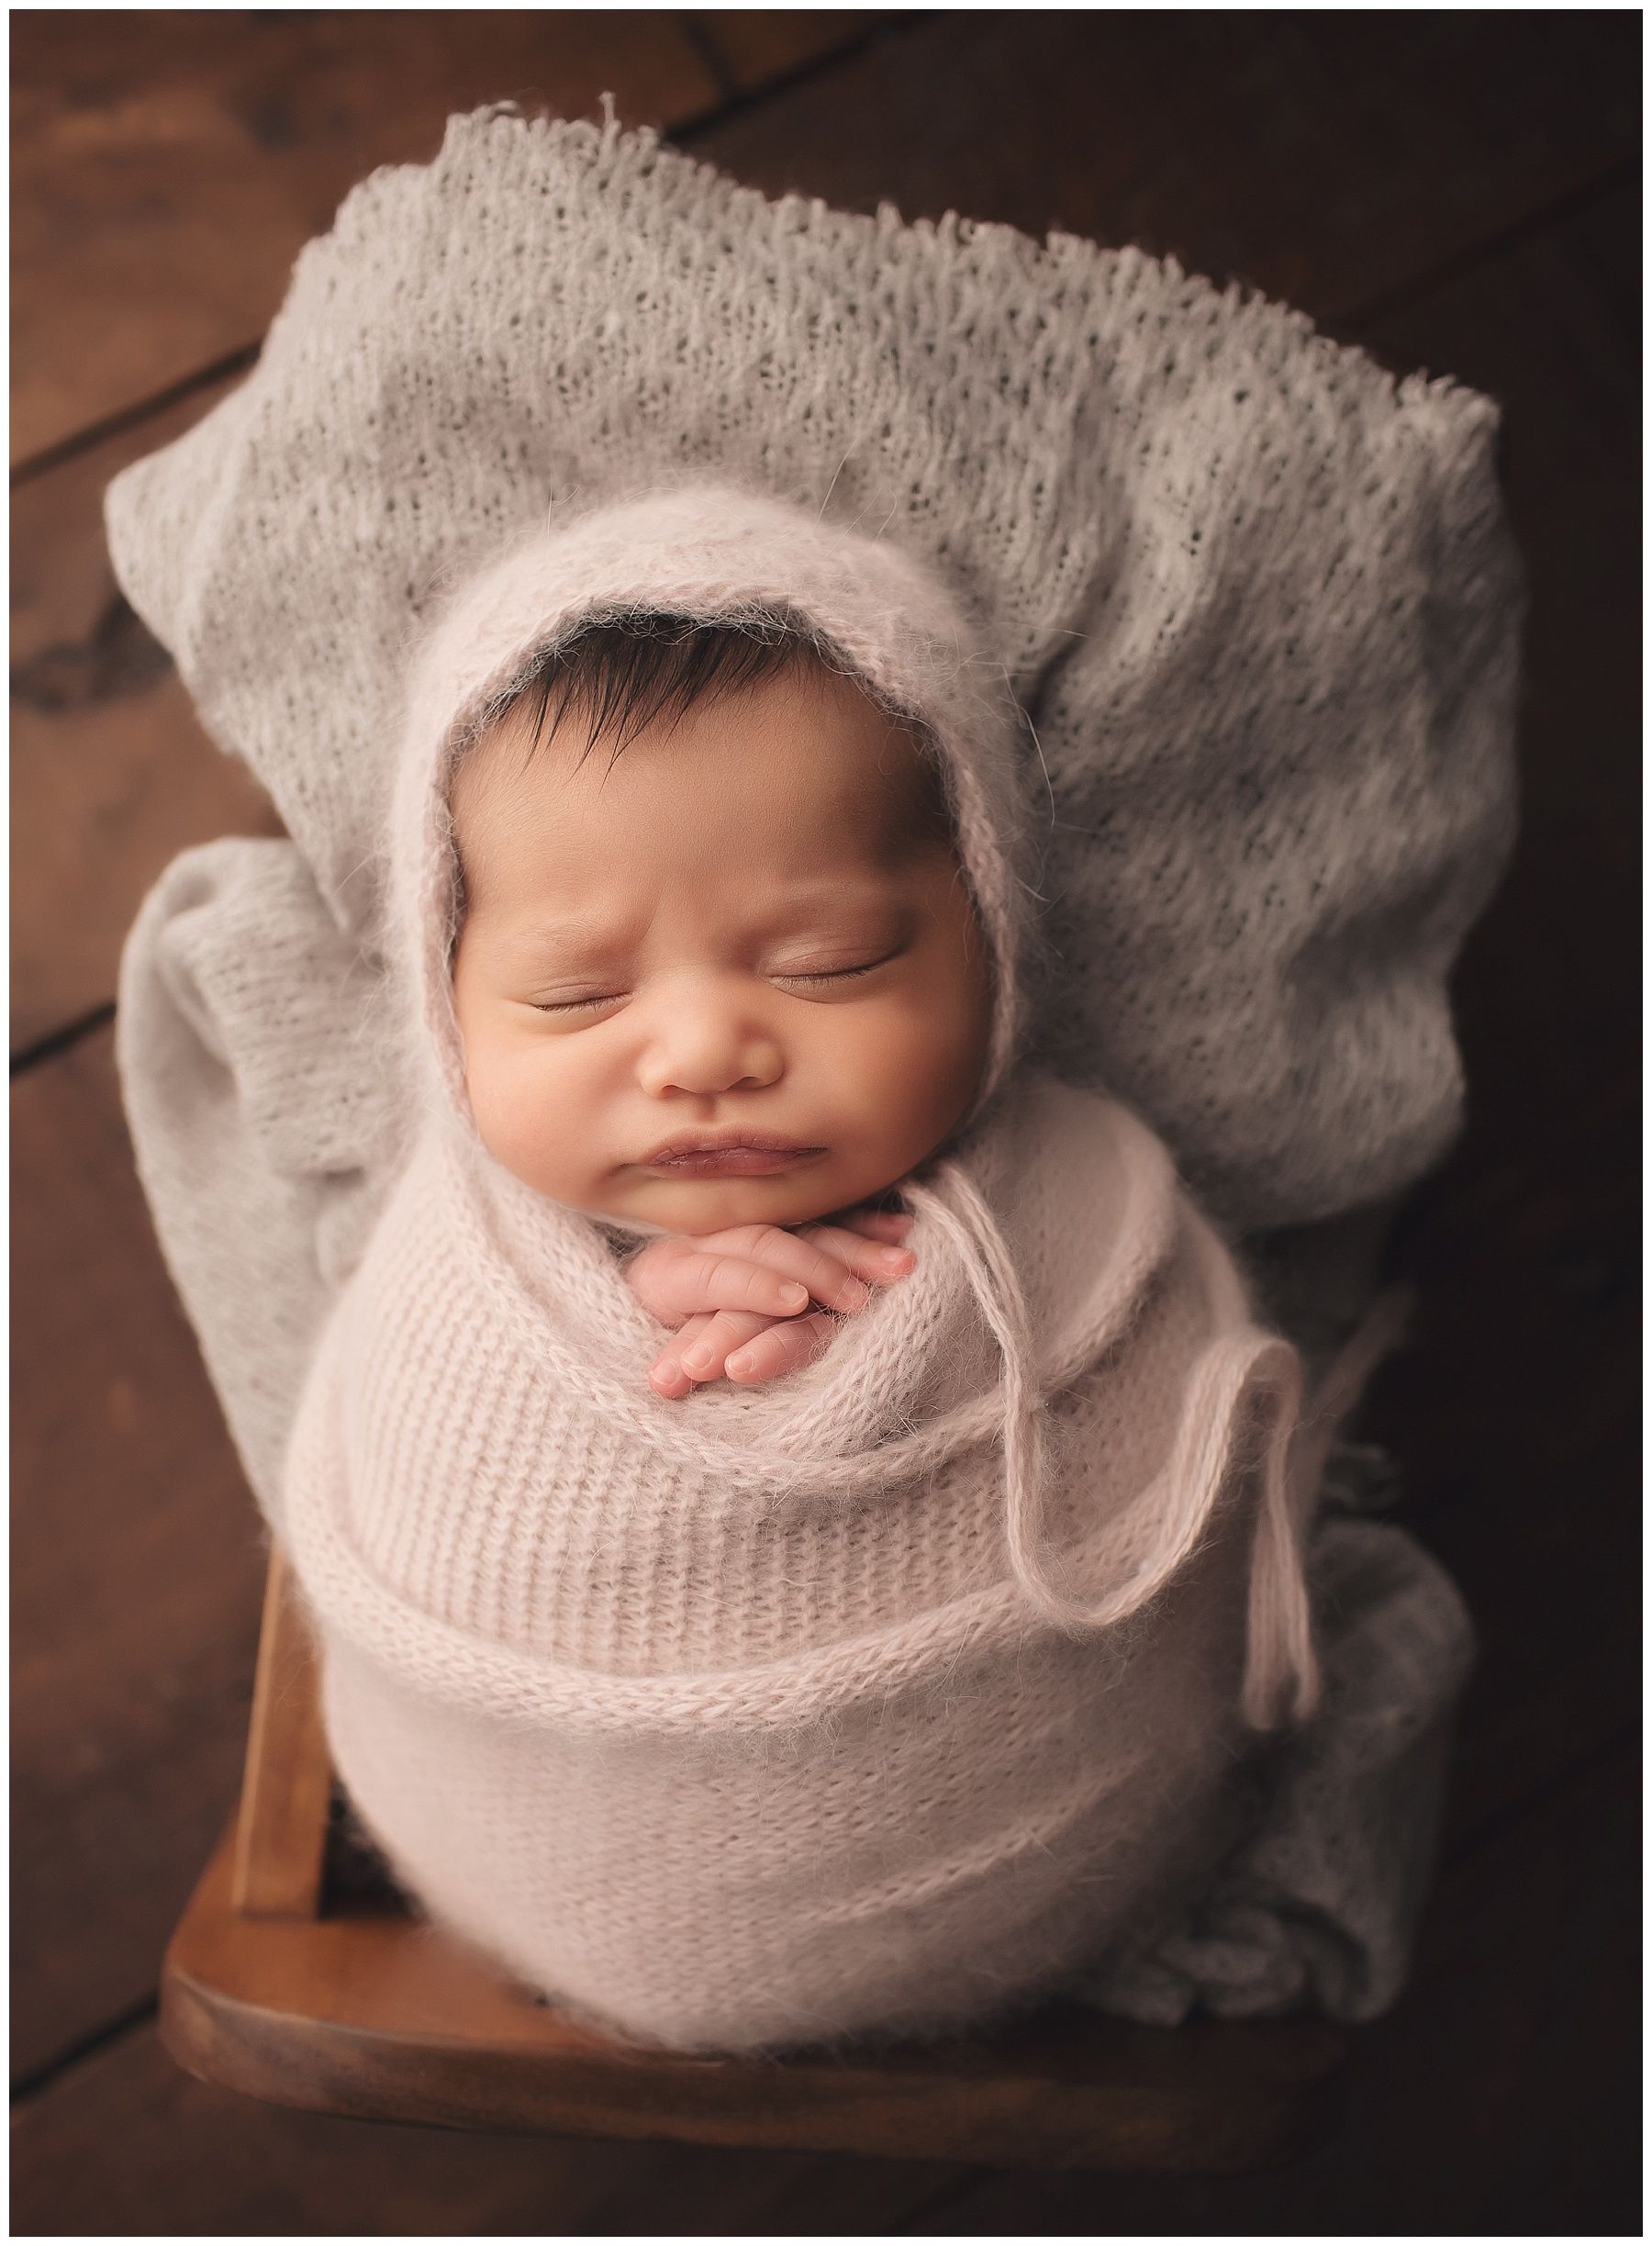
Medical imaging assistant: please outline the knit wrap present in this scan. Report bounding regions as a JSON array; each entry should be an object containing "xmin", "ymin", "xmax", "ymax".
[{"xmin": 284, "ymin": 1070, "xmax": 1317, "ymax": 2052}]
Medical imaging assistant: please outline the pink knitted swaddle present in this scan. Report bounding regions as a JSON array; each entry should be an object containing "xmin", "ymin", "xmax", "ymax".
[{"xmin": 277, "ymin": 486, "xmax": 1321, "ymax": 2054}]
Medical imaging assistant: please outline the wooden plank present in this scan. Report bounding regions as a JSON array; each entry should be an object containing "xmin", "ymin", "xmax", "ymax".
[
  {"xmin": 690, "ymin": 13, "xmax": 1636, "ymax": 330},
  {"xmin": 9, "ymin": 2018, "xmax": 965, "ymax": 2237},
  {"xmin": 899, "ymin": 1743, "xmax": 1639, "ymax": 2236},
  {"xmin": 230, "ymin": 1552, "xmax": 329, "ymax": 1920},
  {"xmin": 11, "ymin": 376, "xmax": 283, "ymax": 1055},
  {"xmin": 10, "ymin": 1026, "xmax": 269, "ymax": 2084},
  {"xmin": 692, "ymin": 11, "xmax": 886, "ymax": 92},
  {"xmin": 11, "ymin": 10, "xmax": 720, "ymax": 464}
]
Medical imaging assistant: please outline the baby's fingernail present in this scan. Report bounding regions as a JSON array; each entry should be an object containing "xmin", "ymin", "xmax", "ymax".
[
  {"xmin": 682, "ymin": 1345, "xmax": 715, "ymax": 1373},
  {"xmin": 779, "ymin": 1282, "xmax": 809, "ymax": 1308},
  {"xmin": 839, "ymin": 1278, "xmax": 871, "ymax": 1310},
  {"xmin": 726, "ymin": 1348, "xmax": 756, "ymax": 1376},
  {"xmin": 876, "ymin": 1246, "xmax": 914, "ymax": 1267}
]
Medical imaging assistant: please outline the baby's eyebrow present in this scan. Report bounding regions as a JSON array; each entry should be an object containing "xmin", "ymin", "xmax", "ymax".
[
  {"xmin": 507, "ymin": 913, "xmax": 634, "ymax": 962},
  {"xmin": 510, "ymin": 882, "xmax": 906, "ymax": 962}
]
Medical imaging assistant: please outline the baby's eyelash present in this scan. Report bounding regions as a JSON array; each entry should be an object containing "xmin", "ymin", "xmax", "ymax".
[
  {"xmin": 532, "ymin": 957, "xmax": 892, "ymax": 1015},
  {"xmin": 774, "ymin": 960, "xmax": 882, "ymax": 986},
  {"xmin": 534, "ymin": 992, "xmax": 619, "ymax": 1013}
]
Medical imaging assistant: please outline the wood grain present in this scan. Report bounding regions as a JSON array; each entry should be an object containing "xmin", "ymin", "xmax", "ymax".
[
  {"xmin": 11, "ymin": 2015, "xmax": 965, "ymax": 2237},
  {"xmin": 11, "ymin": 373, "xmax": 283, "ymax": 1055},
  {"xmin": 230, "ymin": 1552, "xmax": 330, "ymax": 1920},
  {"xmin": 692, "ymin": 11, "xmax": 885, "ymax": 93},
  {"xmin": 11, "ymin": 1026, "xmax": 268, "ymax": 2084},
  {"xmin": 11, "ymin": 10, "xmax": 721, "ymax": 464},
  {"xmin": 691, "ymin": 13, "xmax": 1637, "ymax": 330}
]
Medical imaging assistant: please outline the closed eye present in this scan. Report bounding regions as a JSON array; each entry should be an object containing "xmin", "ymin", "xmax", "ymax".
[
  {"xmin": 531, "ymin": 992, "xmax": 622, "ymax": 1014},
  {"xmin": 770, "ymin": 954, "xmax": 894, "ymax": 990},
  {"xmin": 530, "ymin": 953, "xmax": 899, "ymax": 1015}
]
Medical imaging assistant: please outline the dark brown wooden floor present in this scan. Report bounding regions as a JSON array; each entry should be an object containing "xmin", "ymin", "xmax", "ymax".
[{"xmin": 11, "ymin": 12, "xmax": 1639, "ymax": 2234}]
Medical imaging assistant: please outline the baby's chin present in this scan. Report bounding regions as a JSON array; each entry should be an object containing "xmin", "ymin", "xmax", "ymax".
[{"xmin": 592, "ymin": 1166, "xmax": 907, "ymax": 1237}]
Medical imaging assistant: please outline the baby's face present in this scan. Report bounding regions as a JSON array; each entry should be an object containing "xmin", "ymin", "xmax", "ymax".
[{"xmin": 449, "ymin": 664, "xmax": 994, "ymax": 1235}]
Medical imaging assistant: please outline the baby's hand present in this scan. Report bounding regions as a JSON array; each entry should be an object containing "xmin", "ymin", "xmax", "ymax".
[{"xmin": 628, "ymin": 1208, "xmax": 916, "ymax": 1398}]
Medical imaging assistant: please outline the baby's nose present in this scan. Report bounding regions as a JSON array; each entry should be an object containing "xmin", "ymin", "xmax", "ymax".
[{"xmin": 636, "ymin": 996, "xmax": 784, "ymax": 1100}]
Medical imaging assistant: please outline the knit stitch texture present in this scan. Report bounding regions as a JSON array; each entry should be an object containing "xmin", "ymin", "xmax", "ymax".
[{"xmin": 286, "ymin": 1071, "xmax": 1315, "ymax": 2053}]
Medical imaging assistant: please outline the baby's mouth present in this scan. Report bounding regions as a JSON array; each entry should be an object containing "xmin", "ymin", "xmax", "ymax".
[{"xmin": 642, "ymin": 1135, "xmax": 825, "ymax": 1178}]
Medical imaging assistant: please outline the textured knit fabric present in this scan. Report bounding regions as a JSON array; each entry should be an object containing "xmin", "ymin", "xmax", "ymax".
[
  {"xmin": 1076, "ymin": 1477, "xmax": 1477, "ymax": 2023},
  {"xmin": 107, "ymin": 103, "xmax": 1514, "ymax": 2035},
  {"xmin": 287, "ymin": 1071, "xmax": 1318, "ymax": 2053}
]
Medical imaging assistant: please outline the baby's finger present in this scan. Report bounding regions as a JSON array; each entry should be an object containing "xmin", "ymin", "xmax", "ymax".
[
  {"xmin": 676, "ymin": 1308, "xmax": 779, "ymax": 1380},
  {"xmin": 798, "ymin": 1220, "xmax": 917, "ymax": 1286},
  {"xmin": 694, "ymin": 1234, "xmax": 872, "ymax": 1316},
  {"xmin": 648, "ymin": 1310, "xmax": 717, "ymax": 1397},
  {"xmin": 649, "ymin": 1309, "xmax": 771, "ymax": 1397},
  {"xmin": 655, "ymin": 1250, "xmax": 820, "ymax": 1324},
  {"xmin": 725, "ymin": 1311, "xmax": 838, "ymax": 1385}
]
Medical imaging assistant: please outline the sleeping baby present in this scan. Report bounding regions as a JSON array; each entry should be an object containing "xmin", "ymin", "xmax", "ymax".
[
  {"xmin": 445, "ymin": 582, "xmax": 980, "ymax": 1399},
  {"xmin": 277, "ymin": 482, "xmax": 1324, "ymax": 2056}
]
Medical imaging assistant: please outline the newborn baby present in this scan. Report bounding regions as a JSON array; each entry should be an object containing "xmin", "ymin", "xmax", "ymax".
[
  {"xmin": 278, "ymin": 484, "xmax": 1322, "ymax": 2056},
  {"xmin": 448, "ymin": 609, "xmax": 988, "ymax": 1397}
]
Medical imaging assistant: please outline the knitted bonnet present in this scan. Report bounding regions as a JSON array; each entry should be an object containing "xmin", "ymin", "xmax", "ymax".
[{"xmin": 387, "ymin": 481, "xmax": 1041, "ymax": 1168}]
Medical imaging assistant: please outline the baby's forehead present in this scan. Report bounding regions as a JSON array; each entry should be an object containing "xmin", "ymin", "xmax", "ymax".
[{"xmin": 450, "ymin": 659, "xmax": 950, "ymax": 894}]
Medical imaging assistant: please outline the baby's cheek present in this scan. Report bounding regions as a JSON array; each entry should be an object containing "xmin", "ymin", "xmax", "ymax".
[
  {"xmin": 872, "ymin": 984, "xmax": 983, "ymax": 1111},
  {"xmin": 462, "ymin": 1038, "xmax": 567, "ymax": 1192}
]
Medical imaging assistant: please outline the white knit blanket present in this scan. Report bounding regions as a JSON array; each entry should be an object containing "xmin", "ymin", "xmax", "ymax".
[{"xmin": 281, "ymin": 1068, "xmax": 1328, "ymax": 2053}]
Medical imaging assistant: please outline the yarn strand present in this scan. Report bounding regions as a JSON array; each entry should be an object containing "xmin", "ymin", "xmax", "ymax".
[{"xmin": 905, "ymin": 1159, "xmax": 1323, "ymax": 1733}]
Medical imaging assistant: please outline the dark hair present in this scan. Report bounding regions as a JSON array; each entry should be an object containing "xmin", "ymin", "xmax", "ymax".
[
  {"xmin": 470, "ymin": 608, "xmax": 956, "ymax": 851},
  {"xmin": 495, "ymin": 609, "xmax": 826, "ymax": 775}
]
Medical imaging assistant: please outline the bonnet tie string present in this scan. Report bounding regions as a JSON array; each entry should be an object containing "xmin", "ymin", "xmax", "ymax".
[{"xmin": 901, "ymin": 1158, "xmax": 1323, "ymax": 1730}]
